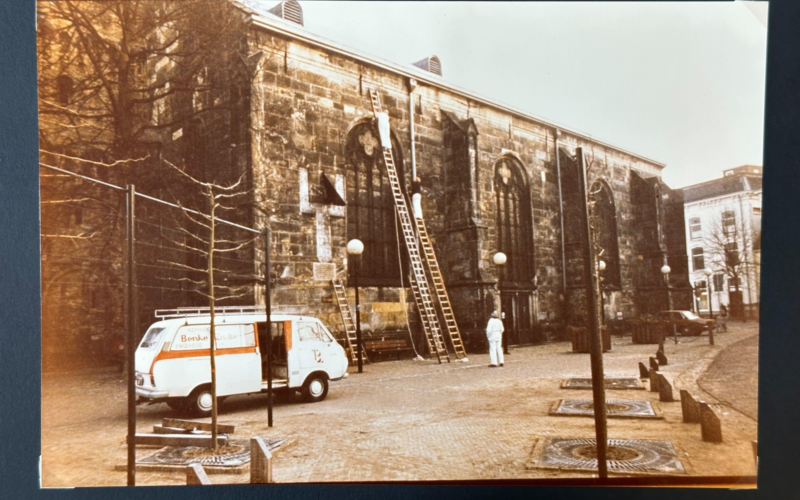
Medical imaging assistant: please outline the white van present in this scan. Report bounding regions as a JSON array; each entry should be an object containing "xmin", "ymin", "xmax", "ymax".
[{"xmin": 134, "ymin": 309, "xmax": 349, "ymax": 416}]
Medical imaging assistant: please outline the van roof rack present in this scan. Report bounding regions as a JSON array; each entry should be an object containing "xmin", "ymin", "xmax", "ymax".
[{"xmin": 155, "ymin": 305, "xmax": 268, "ymax": 320}]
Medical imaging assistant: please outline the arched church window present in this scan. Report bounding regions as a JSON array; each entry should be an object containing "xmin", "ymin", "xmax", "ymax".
[
  {"xmin": 345, "ymin": 123, "xmax": 406, "ymax": 286},
  {"xmin": 494, "ymin": 157, "xmax": 534, "ymax": 285},
  {"xmin": 590, "ymin": 180, "xmax": 621, "ymax": 287}
]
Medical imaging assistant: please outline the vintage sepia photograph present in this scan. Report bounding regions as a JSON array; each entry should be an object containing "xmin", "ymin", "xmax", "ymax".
[{"xmin": 37, "ymin": 0, "xmax": 765, "ymax": 487}]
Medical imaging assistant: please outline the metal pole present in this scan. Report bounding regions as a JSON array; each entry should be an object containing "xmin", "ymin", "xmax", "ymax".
[
  {"xmin": 576, "ymin": 148, "xmax": 608, "ymax": 479},
  {"xmin": 263, "ymin": 227, "xmax": 273, "ymax": 427},
  {"xmin": 354, "ymin": 255, "xmax": 363, "ymax": 373},
  {"xmin": 125, "ymin": 184, "xmax": 136, "ymax": 486},
  {"xmin": 665, "ymin": 275, "xmax": 673, "ymax": 310},
  {"xmin": 709, "ymin": 281, "xmax": 715, "ymax": 320},
  {"xmin": 664, "ymin": 274, "xmax": 677, "ymax": 344},
  {"xmin": 555, "ymin": 129, "xmax": 567, "ymax": 294}
]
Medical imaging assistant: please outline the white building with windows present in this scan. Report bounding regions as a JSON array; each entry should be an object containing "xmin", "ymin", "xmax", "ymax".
[{"xmin": 682, "ymin": 165, "xmax": 762, "ymax": 319}]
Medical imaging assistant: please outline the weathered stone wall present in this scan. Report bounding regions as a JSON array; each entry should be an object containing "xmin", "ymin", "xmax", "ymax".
[
  {"xmin": 243, "ymin": 27, "xmax": 684, "ymax": 352},
  {"xmin": 39, "ymin": 4, "xmax": 692, "ymax": 370}
]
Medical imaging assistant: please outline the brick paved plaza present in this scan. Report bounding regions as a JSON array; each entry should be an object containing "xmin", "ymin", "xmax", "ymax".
[{"xmin": 41, "ymin": 323, "xmax": 758, "ymax": 486}]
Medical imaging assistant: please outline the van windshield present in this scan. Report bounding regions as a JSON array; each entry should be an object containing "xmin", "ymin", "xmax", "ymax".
[{"xmin": 140, "ymin": 327, "xmax": 166, "ymax": 349}]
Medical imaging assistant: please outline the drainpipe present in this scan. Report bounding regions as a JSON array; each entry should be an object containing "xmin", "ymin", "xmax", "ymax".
[
  {"xmin": 738, "ymin": 192, "xmax": 753, "ymax": 318},
  {"xmin": 408, "ymin": 78, "xmax": 418, "ymax": 179},
  {"xmin": 555, "ymin": 128, "xmax": 567, "ymax": 292}
]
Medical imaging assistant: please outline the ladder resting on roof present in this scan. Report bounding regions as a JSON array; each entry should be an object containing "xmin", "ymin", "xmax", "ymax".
[
  {"xmin": 415, "ymin": 218, "xmax": 467, "ymax": 359},
  {"xmin": 368, "ymin": 89, "xmax": 450, "ymax": 363}
]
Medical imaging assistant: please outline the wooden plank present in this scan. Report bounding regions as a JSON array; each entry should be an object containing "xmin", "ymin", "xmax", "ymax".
[
  {"xmin": 162, "ymin": 418, "xmax": 236, "ymax": 434},
  {"xmin": 153, "ymin": 425, "xmax": 195, "ymax": 435},
  {"xmin": 128, "ymin": 433, "xmax": 228, "ymax": 447}
]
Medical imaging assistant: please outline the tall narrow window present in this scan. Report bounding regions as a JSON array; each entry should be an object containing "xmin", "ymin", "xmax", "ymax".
[
  {"xmin": 691, "ymin": 247, "xmax": 705, "ymax": 271},
  {"xmin": 713, "ymin": 273, "xmax": 725, "ymax": 291},
  {"xmin": 467, "ymin": 132, "xmax": 480, "ymax": 219},
  {"xmin": 653, "ymin": 183, "xmax": 666, "ymax": 251},
  {"xmin": 722, "ymin": 210, "xmax": 736, "ymax": 234},
  {"xmin": 494, "ymin": 157, "xmax": 534, "ymax": 285},
  {"xmin": 689, "ymin": 217, "xmax": 702, "ymax": 240},
  {"xmin": 590, "ymin": 181, "xmax": 622, "ymax": 288},
  {"xmin": 724, "ymin": 241, "xmax": 740, "ymax": 266},
  {"xmin": 345, "ymin": 123, "xmax": 405, "ymax": 286}
]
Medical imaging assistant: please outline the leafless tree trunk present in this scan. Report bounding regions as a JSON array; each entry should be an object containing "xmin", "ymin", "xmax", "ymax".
[
  {"xmin": 160, "ymin": 161, "xmax": 257, "ymax": 453},
  {"xmin": 704, "ymin": 211, "xmax": 757, "ymax": 317}
]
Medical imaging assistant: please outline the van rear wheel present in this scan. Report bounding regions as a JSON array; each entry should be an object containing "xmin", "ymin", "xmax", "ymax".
[
  {"xmin": 301, "ymin": 375, "xmax": 328, "ymax": 403},
  {"xmin": 187, "ymin": 387, "xmax": 214, "ymax": 417}
]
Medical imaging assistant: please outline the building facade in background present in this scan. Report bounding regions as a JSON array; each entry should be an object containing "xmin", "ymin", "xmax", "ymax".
[
  {"xmin": 682, "ymin": 165, "xmax": 762, "ymax": 319},
  {"xmin": 38, "ymin": 0, "xmax": 692, "ymax": 370}
]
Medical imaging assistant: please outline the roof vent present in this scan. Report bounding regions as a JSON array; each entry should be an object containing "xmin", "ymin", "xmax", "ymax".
[
  {"xmin": 268, "ymin": 0, "xmax": 303, "ymax": 26},
  {"xmin": 412, "ymin": 55, "xmax": 442, "ymax": 76}
]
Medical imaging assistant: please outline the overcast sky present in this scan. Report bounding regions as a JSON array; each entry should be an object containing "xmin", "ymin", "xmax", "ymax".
[{"xmin": 292, "ymin": 1, "xmax": 768, "ymax": 189}]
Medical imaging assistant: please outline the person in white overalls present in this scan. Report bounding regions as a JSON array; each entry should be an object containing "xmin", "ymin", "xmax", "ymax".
[
  {"xmin": 411, "ymin": 176, "xmax": 423, "ymax": 219},
  {"xmin": 486, "ymin": 311, "xmax": 505, "ymax": 367}
]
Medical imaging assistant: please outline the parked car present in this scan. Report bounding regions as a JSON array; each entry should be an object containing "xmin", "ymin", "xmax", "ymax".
[{"xmin": 655, "ymin": 310, "xmax": 715, "ymax": 336}]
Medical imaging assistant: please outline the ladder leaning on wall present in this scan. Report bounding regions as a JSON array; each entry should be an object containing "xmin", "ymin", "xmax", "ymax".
[
  {"xmin": 331, "ymin": 275, "xmax": 369, "ymax": 367},
  {"xmin": 367, "ymin": 89, "xmax": 455, "ymax": 363},
  {"xmin": 414, "ymin": 218, "xmax": 468, "ymax": 360}
]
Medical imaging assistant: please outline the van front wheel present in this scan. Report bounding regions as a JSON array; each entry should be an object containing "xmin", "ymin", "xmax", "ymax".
[
  {"xmin": 301, "ymin": 375, "xmax": 328, "ymax": 403},
  {"xmin": 187, "ymin": 387, "xmax": 214, "ymax": 417}
]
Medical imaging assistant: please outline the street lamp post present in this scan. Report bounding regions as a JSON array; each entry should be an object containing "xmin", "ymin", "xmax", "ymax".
[
  {"xmin": 660, "ymin": 263, "xmax": 672, "ymax": 350},
  {"xmin": 703, "ymin": 268, "xmax": 715, "ymax": 345},
  {"xmin": 598, "ymin": 260, "xmax": 606, "ymax": 326},
  {"xmin": 703, "ymin": 268, "xmax": 714, "ymax": 320},
  {"xmin": 493, "ymin": 252, "xmax": 507, "ymax": 354},
  {"xmin": 661, "ymin": 263, "xmax": 672, "ymax": 311},
  {"xmin": 347, "ymin": 239, "xmax": 364, "ymax": 373}
]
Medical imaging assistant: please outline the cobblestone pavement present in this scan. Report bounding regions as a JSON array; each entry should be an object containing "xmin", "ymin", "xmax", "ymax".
[{"xmin": 41, "ymin": 322, "xmax": 759, "ymax": 486}]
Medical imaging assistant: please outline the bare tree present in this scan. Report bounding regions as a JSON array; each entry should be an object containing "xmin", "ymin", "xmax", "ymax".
[
  {"xmin": 37, "ymin": 0, "xmax": 258, "ymax": 370},
  {"xmin": 704, "ymin": 211, "xmax": 758, "ymax": 317},
  {"xmin": 159, "ymin": 160, "xmax": 258, "ymax": 453}
]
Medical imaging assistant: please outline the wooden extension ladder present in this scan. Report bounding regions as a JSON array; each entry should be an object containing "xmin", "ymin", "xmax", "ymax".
[
  {"xmin": 369, "ymin": 89, "xmax": 449, "ymax": 363},
  {"xmin": 415, "ymin": 218, "xmax": 468, "ymax": 359},
  {"xmin": 331, "ymin": 277, "xmax": 368, "ymax": 366}
]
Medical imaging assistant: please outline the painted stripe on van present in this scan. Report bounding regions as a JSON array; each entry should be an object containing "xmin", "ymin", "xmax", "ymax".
[{"xmin": 149, "ymin": 346, "xmax": 257, "ymax": 375}]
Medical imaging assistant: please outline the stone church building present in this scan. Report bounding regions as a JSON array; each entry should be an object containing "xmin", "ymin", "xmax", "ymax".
[
  {"xmin": 38, "ymin": 1, "xmax": 691, "ymax": 368},
  {"xmin": 237, "ymin": 1, "xmax": 691, "ymax": 351}
]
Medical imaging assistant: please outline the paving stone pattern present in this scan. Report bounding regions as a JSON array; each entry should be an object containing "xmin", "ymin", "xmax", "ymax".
[{"xmin": 40, "ymin": 326, "xmax": 759, "ymax": 486}]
